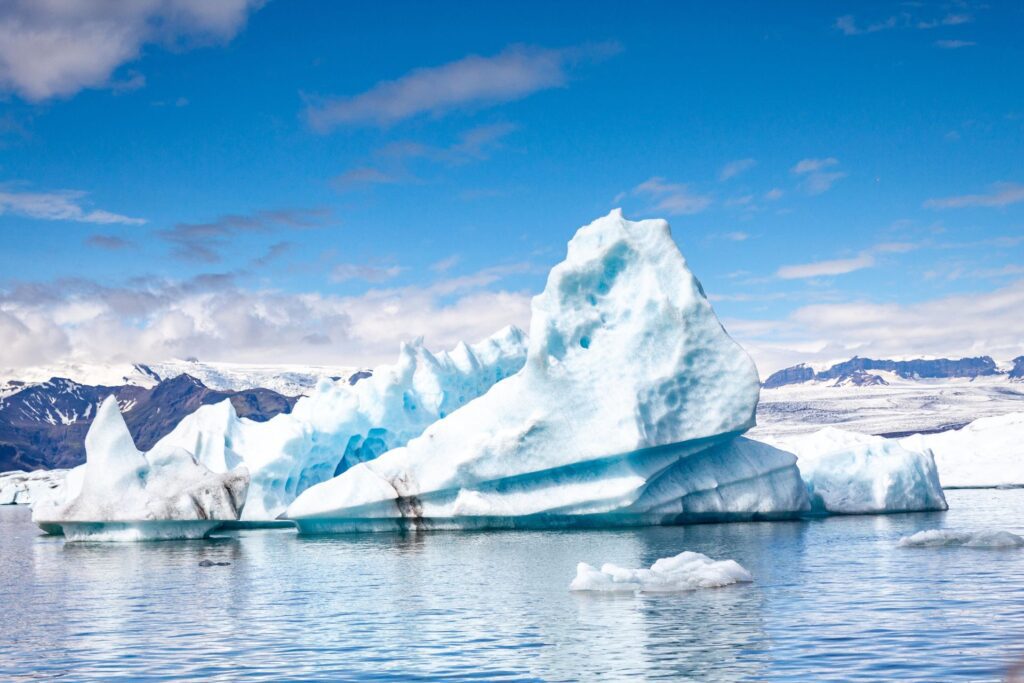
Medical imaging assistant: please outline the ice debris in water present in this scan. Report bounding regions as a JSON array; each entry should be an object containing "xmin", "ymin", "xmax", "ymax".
[
  {"xmin": 32, "ymin": 397, "xmax": 249, "ymax": 541},
  {"xmin": 765, "ymin": 428, "xmax": 948, "ymax": 514},
  {"xmin": 898, "ymin": 529, "xmax": 1024, "ymax": 548},
  {"xmin": 569, "ymin": 551, "xmax": 753, "ymax": 592},
  {"xmin": 285, "ymin": 210, "xmax": 811, "ymax": 531}
]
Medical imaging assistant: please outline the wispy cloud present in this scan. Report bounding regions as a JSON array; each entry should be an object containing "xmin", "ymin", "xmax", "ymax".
[
  {"xmin": 834, "ymin": 14, "xmax": 899, "ymax": 35},
  {"xmin": 158, "ymin": 207, "xmax": 330, "ymax": 263},
  {"xmin": 0, "ymin": 186, "xmax": 145, "ymax": 225},
  {"xmin": 631, "ymin": 177, "xmax": 712, "ymax": 215},
  {"xmin": 835, "ymin": 11, "xmax": 973, "ymax": 36},
  {"xmin": 924, "ymin": 182, "xmax": 1024, "ymax": 209},
  {"xmin": 777, "ymin": 253, "xmax": 876, "ymax": 279},
  {"xmin": 792, "ymin": 157, "xmax": 846, "ymax": 195},
  {"xmin": 333, "ymin": 123, "xmax": 519, "ymax": 189},
  {"xmin": 0, "ymin": 0, "xmax": 262, "ymax": 101},
  {"xmin": 330, "ymin": 263, "xmax": 404, "ymax": 283},
  {"xmin": 305, "ymin": 42, "xmax": 620, "ymax": 131},
  {"xmin": 719, "ymin": 158, "xmax": 757, "ymax": 181},
  {"xmin": 85, "ymin": 234, "xmax": 134, "ymax": 250},
  {"xmin": 935, "ymin": 39, "xmax": 976, "ymax": 49},
  {"xmin": 735, "ymin": 280, "xmax": 1024, "ymax": 375}
]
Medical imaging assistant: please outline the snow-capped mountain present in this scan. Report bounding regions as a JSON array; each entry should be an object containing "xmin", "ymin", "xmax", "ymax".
[
  {"xmin": 0, "ymin": 373, "xmax": 305, "ymax": 472},
  {"xmin": 0, "ymin": 359, "xmax": 364, "ymax": 397},
  {"xmin": 754, "ymin": 355, "xmax": 1024, "ymax": 440}
]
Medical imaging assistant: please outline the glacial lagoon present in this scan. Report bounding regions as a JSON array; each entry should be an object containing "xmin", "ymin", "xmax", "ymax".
[{"xmin": 4, "ymin": 489, "xmax": 1024, "ymax": 681}]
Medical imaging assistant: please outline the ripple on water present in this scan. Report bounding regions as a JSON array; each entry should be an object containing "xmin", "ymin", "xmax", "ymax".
[{"xmin": 2, "ymin": 489, "xmax": 1024, "ymax": 681}]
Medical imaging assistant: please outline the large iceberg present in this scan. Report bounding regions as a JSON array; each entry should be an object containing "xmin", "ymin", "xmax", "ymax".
[
  {"xmin": 285, "ymin": 211, "xmax": 811, "ymax": 531},
  {"xmin": 32, "ymin": 397, "xmax": 249, "ymax": 541},
  {"xmin": 899, "ymin": 412, "xmax": 1024, "ymax": 488},
  {"xmin": 766, "ymin": 428, "xmax": 948, "ymax": 514}
]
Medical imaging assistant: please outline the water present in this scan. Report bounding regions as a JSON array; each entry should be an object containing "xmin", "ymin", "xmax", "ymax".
[{"xmin": 4, "ymin": 490, "xmax": 1024, "ymax": 681}]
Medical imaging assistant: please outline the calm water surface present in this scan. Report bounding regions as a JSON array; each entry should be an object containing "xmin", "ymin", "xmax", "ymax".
[{"xmin": 4, "ymin": 490, "xmax": 1024, "ymax": 681}]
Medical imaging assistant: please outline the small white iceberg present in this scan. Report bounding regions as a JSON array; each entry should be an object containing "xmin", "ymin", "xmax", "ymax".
[
  {"xmin": 898, "ymin": 529, "xmax": 1024, "ymax": 548},
  {"xmin": 569, "ymin": 551, "xmax": 753, "ymax": 593},
  {"xmin": 32, "ymin": 397, "xmax": 249, "ymax": 542}
]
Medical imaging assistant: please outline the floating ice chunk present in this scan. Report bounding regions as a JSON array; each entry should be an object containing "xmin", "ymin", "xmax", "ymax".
[
  {"xmin": 898, "ymin": 529, "xmax": 1024, "ymax": 548},
  {"xmin": 767, "ymin": 428, "xmax": 947, "ymax": 514},
  {"xmin": 32, "ymin": 397, "xmax": 248, "ymax": 540},
  {"xmin": 286, "ymin": 211, "xmax": 809, "ymax": 531},
  {"xmin": 569, "ymin": 551, "xmax": 753, "ymax": 592}
]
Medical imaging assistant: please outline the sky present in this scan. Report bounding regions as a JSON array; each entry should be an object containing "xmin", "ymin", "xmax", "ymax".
[{"xmin": 0, "ymin": 0, "xmax": 1022, "ymax": 376}]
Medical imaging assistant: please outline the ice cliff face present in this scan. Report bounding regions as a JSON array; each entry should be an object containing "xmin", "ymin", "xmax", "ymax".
[
  {"xmin": 32, "ymin": 397, "xmax": 249, "ymax": 540},
  {"xmin": 285, "ymin": 211, "xmax": 810, "ymax": 531}
]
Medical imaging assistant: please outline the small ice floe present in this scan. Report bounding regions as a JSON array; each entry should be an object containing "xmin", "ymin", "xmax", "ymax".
[
  {"xmin": 898, "ymin": 529, "xmax": 1024, "ymax": 548},
  {"xmin": 569, "ymin": 551, "xmax": 753, "ymax": 593}
]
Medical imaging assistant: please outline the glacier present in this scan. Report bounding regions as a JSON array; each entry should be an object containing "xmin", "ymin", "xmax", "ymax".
[
  {"xmin": 899, "ymin": 412, "xmax": 1024, "ymax": 488},
  {"xmin": 766, "ymin": 428, "xmax": 947, "ymax": 514},
  {"xmin": 31, "ymin": 397, "xmax": 249, "ymax": 541},
  {"xmin": 284, "ymin": 210, "xmax": 812, "ymax": 531},
  {"xmin": 569, "ymin": 551, "xmax": 753, "ymax": 593}
]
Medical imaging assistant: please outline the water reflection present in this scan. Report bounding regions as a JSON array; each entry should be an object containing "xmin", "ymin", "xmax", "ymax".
[{"xmin": 3, "ymin": 491, "xmax": 1024, "ymax": 680}]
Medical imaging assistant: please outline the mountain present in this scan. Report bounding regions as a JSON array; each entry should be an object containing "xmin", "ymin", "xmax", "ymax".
[
  {"xmin": 0, "ymin": 359, "xmax": 363, "ymax": 397},
  {"xmin": 1011, "ymin": 356, "xmax": 1024, "ymax": 381},
  {"xmin": 754, "ymin": 355, "xmax": 1024, "ymax": 440},
  {"xmin": 0, "ymin": 374, "xmax": 300, "ymax": 472},
  {"xmin": 762, "ymin": 356, "xmax": 1003, "ymax": 389}
]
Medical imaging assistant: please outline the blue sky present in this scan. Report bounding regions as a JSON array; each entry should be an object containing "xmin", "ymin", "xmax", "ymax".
[{"xmin": 0, "ymin": 0, "xmax": 1022, "ymax": 374}]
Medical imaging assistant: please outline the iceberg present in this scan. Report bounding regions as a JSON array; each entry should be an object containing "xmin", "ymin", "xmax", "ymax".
[
  {"xmin": 285, "ymin": 210, "xmax": 811, "ymax": 531},
  {"xmin": 898, "ymin": 529, "xmax": 1024, "ymax": 548},
  {"xmin": 569, "ymin": 551, "xmax": 753, "ymax": 592},
  {"xmin": 767, "ymin": 428, "xmax": 947, "ymax": 514},
  {"xmin": 32, "ymin": 397, "xmax": 249, "ymax": 541},
  {"xmin": 899, "ymin": 412, "xmax": 1024, "ymax": 488},
  {"xmin": 0, "ymin": 469, "xmax": 66, "ymax": 506}
]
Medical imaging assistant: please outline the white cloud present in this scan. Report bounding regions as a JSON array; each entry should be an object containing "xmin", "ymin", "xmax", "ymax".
[
  {"xmin": 732, "ymin": 280, "xmax": 1024, "ymax": 375},
  {"xmin": 0, "ymin": 266, "xmax": 534, "ymax": 369},
  {"xmin": 719, "ymin": 158, "xmax": 757, "ymax": 181},
  {"xmin": 776, "ymin": 253, "xmax": 875, "ymax": 279},
  {"xmin": 0, "ymin": 0, "xmax": 262, "ymax": 101},
  {"xmin": 792, "ymin": 157, "xmax": 846, "ymax": 195},
  {"xmin": 631, "ymin": 177, "xmax": 712, "ymax": 215},
  {"xmin": 0, "ymin": 187, "xmax": 145, "ymax": 225},
  {"xmin": 764, "ymin": 188, "xmax": 784, "ymax": 201},
  {"xmin": 306, "ymin": 42, "xmax": 620, "ymax": 131},
  {"xmin": 924, "ymin": 182, "xmax": 1024, "ymax": 209},
  {"xmin": 935, "ymin": 40, "xmax": 976, "ymax": 49}
]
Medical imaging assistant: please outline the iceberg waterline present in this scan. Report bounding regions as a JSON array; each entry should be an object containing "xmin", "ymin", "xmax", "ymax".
[
  {"xmin": 569, "ymin": 551, "xmax": 753, "ymax": 592},
  {"xmin": 33, "ymin": 211, "xmax": 952, "ymax": 539}
]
